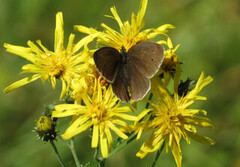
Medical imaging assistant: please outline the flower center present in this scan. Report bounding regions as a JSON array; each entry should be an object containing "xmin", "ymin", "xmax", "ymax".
[
  {"xmin": 46, "ymin": 54, "xmax": 67, "ymax": 78},
  {"xmin": 155, "ymin": 107, "xmax": 180, "ymax": 130},
  {"xmin": 51, "ymin": 63, "xmax": 65, "ymax": 78},
  {"xmin": 91, "ymin": 104, "xmax": 108, "ymax": 124},
  {"xmin": 37, "ymin": 116, "xmax": 52, "ymax": 132}
]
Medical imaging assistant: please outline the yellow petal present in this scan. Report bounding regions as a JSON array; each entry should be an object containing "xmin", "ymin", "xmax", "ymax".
[
  {"xmin": 135, "ymin": 108, "xmax": 152, "ymax": 124},
  {"xmin": 50, "ymin": 76, "xmax": 56, "ymax": 89},
  {"xmin": 74, "ymin": 25, "xmax": 98, "ymax": 34},
  {"xmin": 36, "ymin": 40, "xmax": 51, "ymax": 53},
  {"xmin": 27, "ymin": 40, "xmax": 44, "ymax": 55},
  {"xmin": 3, "ymin": 74, "xmax": 41, "ymax": 94},
  {"xmin": 174, "ymin": 63, "xmax": 181, "ymax": 101},
  {"xmin": 59, "ymin": 79, "xmax": 67, "ymax": 100},
  {"xmin": 66, "ymin": 33, "xmax": 75, "ymax": 52},
  {"xmin": 100, "ymin": 130, "xmax": 108, "ymax": 158},
  {"xmin": 185, "ymin": 131, "xmax": 215, "ymax": 145},
  {"xmin": 167, "ymin": 37, "xmax": 173, "ymax": 49},
  {"xmin": 62, "ymin": 120, "xmax": 92, "ymax": 139},
  {"xmin": 107, "ymin": 122, "xmax": 128, "ymax": 139},
  {"xmin": 22, "ymin": 64, "xmax": 42, "ymax": 73},
  {"xmin": 156, "ymin": 24, "xmax": 176, "ymax": 32},
  {"xmin": 54, "ymin": 12, "xmax": 64, "ymax": 53},
  {"xmin": 187, "ymin": 116, "xmax": 215, "ymax": 128},
  {"xmin": 73, "ymin": 34, "xmax": 96, "ymax": 53},
  {"xmin": 105, "ymin": 127, "xmax": 113, "ymax": 151},
  {"xmin": 114, "ymin": 113, "xmax": 137, "ymax": 121},
  {"xmin": 171, "ymin": 139, "xmax": 182, "ymax": 167},
  {"xmin": 91, "ymin": 125, "xmax": 99, "ymax": 148},
  {"xmin": 109, "ymin": 6, "xmax": 124, "ymax": 33},
  {"xmin": 136, "ymin": 0, "xmax": 148, "ymax": 28},
  {"xmin": 4, "ymin": 43, "xmax": 38, "ymax": 63},
  {"xmin": 52, "ymin": 106, "xmax": 85, "ymax": 118},
  {"xmin": 54, "ymin": 104, "xmax": 83, "ymax": 111},
  {"xmin": 114, "ymin": 106, "xmax": 132, "ymax": 113}
]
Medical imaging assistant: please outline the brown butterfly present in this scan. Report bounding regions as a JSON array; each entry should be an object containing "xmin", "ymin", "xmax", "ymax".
[{"xmin": 93, "ymin": 42, "xmax": 164, "ymax": 102}]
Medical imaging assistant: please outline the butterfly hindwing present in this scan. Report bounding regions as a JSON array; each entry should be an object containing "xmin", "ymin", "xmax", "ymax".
[
  {"xmin": 93, "ymin": 47, "xmax": 122, "ymax": 83},
  {"xmin": 129, "ymin": 64, "xmax": 150, "ymax": 101},
  {"xmin": 112, "ymin": 64, "xmax": 130, "ymax": 102}
]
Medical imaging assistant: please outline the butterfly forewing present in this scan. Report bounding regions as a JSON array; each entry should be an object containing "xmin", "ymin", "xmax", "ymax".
[
  {"xmin": 93, "ymin": 47, "xmax": 122, "ymax": 83},
  {"xmin": 128, "ymin": 42, "xmax": 164, "ymax": 78}
]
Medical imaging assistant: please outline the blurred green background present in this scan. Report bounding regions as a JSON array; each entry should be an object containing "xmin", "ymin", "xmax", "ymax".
[{"xmin": 0, "ymin": 0, "xmax": 240, "ymax": 166}]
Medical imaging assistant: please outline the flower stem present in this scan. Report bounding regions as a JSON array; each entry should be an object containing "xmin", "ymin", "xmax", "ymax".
[
  {"xmin": 58, "ymin": 135, "xmax": 71, "ymax": 147},
  {"xmin": 70, "ymin": 138, "xmax": 81, "ymax": 167},
  {"xmin": 151, "ymin": 140, "xmax": 165, "ymax": 167},
  {"xmin": 145, "ymin": 93, "xmax": 153, "ymax": 109},
  {"xmin": 50, "ymin": 140, "xmax": 66, "ymax": 167},
  {"xmin": 108, "ymin": 134, "xmax": 137, "ymax": 158},
  {"xmin": 100, "ymin": 159, "xmax": 106, "ymax": 167}
]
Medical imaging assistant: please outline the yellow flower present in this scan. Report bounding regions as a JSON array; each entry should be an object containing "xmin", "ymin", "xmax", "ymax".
[
  {"xmin": 74, "ymin": 0, "xmax": 175, "ymax": 52},
  {"xmin": 52, "ymin": 78, "xmax": 136, "ymax": 158},
  {"xmin": 3, "ymin": 12, "xmax": 95, "ymax": 99},
  {"xmin": 157, "ymin": 37, "xmax": 181, "ymax": 87},
  {"xmin": 35, "ymin": 116, "xmax": 57, "ymax": 142},
  {"xmin": 37, "ymin": 116, "xmax": 53, "ymax": 132},
  {"xmin": 70, "ymin": 56, "xmax": 108, "ymax": 104},
  {"xmin": 135, "ymin": 72, "xmax": 215, "ymax": 167}
]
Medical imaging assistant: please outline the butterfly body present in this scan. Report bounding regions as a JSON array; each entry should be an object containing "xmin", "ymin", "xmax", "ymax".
[{"xmin": 93, "ymin": 42, "xmax": 164, "ymax": 102}]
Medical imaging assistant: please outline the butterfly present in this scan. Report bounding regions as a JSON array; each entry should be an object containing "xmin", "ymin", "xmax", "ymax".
[{"xmin": 93, "ymin": 42, "xmax": 164, "ymax": 102}]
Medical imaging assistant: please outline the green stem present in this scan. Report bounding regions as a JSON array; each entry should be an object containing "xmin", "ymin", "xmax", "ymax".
[
  {"xmin": 70, "ymin": 138, "xmax": 81, "ymax": 167},
  {"xmin": 58, "ymin": 135, "xmax": 71, "ymax": 147},
  {"xmin": 151, "ymin": 140, "xmax": 165, "ymax": 167},
  {"xmin": 94, "ymin": 146, "xmax": 105, "ymax": 167},
  {"xmin": 145, "ymin": 93, "xmax": 153, "ymax": 109},
  {"xmin": 100, "ymin": 159, "xmax": 105, "ymax": 167},
  {"xmin": 50, "ymin": 140, "xmax": 66, "ymax": 167},
  {"xmin": 108, "ymin": 134, "xmax": 137, "ymax": 158}
]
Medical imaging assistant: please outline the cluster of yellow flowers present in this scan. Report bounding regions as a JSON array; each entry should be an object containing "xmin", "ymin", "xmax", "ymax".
[{"xmin": 3, "ymin": 0, "xmax": 215, "ymax": 166}]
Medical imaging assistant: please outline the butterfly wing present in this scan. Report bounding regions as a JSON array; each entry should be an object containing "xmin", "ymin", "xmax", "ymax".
[
  {"xmin": 93, "ymin": 47, "xmax": 122, "ymax": 83},
  {"xmin": 129, "ymin": 64, "xmax": 150, "ymax": 101},
  {"xmin": 128, "ymin": 42, "xmax": 164, "ymax": 101},
  {"xmin": 112, "ymin": 63, "xmax": 130, "ymax": 102},
  {"xmin": 128, "ymin": 42, "xmax": 164, "ymax": 78}
]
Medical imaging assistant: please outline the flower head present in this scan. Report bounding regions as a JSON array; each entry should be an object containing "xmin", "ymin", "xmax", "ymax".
[
  {"xmin": 35, "ymin": 116, "xmax": 57, "ymax": 142},
  {"xmin": 157, "ymin": 37, "xmax": 181, "ymax": 87},
  {"xmin": 70, "ymin": 57, "xmax": 108, "ymax": 104},
  {"xmin": 135, "ymin": 72, "xmax": 215, "ymax": 167},
  {"xmin": 3, "ymin": 12, "xmax": 95, "ymax": 99},
  {"xmin": 75, "ymin": 0, "xmax": 175, "ymax": 52},
  {"xmin": 52, "ymin": 78, "xmax": 136, "ymax": 158}
]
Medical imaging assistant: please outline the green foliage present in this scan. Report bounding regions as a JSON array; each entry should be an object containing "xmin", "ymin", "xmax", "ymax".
[{"xmin": 1, "ymin": 0, "xmax": 240, "ymax": 166}]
